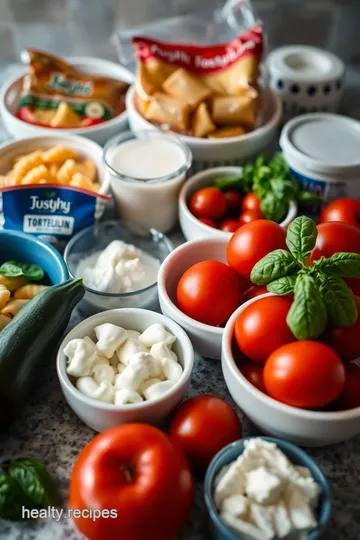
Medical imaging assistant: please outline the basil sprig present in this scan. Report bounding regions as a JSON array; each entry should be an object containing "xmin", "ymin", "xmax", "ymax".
[
  {"xmin": 214, "ymin": 153, "xmax": 320, "ymax": 222},
  {"xmin": 251, "ymin": 215, "xmax": 360, "ymax": 340},
  {"xmin": 0, "ymin": 261, "xmax": 44, "ymax": 281},
  {"xmin": 0, "ymin": 459, "xmax": 58, "ymax": 520}
]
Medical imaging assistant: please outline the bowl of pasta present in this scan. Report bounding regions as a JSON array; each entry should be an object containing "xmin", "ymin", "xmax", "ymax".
[{"xmin": 0, "ymin": 229, "xmax": 68, "ymax": 330}]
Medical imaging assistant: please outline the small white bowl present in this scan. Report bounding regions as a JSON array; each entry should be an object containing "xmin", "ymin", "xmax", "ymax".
[
  {"xmin": 179, "ymin": 166, "xmax": 298, "ymax": 241},
  {"xmin": 57, "ymin": 308, "xmax": 194, "ymax": 432},
  {"xmin": 126, "ymin": 85, "xmax": 281, "ymax": 169},
  {"xmin": 222, "ymin": 293, "xmax": 360, "ymax": 447},
  {"xmin": 0, "ymin": 57, "xmax": 134, "ymax": 145},
  {"xmin": 158, "ymin": 237, "xmax": 229, "ymax": 360}
]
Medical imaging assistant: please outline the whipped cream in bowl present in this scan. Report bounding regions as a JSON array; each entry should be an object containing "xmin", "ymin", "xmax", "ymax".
[{"xmin": 64, "ymin": 220, "xmax": 173, "ymax": 314}]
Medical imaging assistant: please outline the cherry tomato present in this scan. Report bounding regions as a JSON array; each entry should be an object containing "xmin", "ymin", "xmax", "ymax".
[
  {"xmin": 325, "ymin": 296, "xmax": 360, "ymax": 362},
  {"xmin": 227, "ymin": 220, "xmax": 287, "ymax": 280},
  {"xmin": 239, "ymin": 361, "xmax": 266, "ymax": 393},
  {"xmin": 69, "ymin": 424, "xmax": 193, "ymax": 540},
  {"xmin": 238, "ymin": 208, "xmax": 264, "ymax": 225},
  {"xmin": 189, "ymin": 187, "xmax": 226, "ymax": 220},
  {"xmin": 242, "ymin": 192, "xmax": 261, "ymax": 212},
  {"xmin": 224, "ymin": 190, "xmax": 242, "ymax": 211},
  {"xmin": 264, "ymin": 341, "xmax": 345, "ymax": 408},
  {"xmin": 309, "ymin": 222, "xmax": 360, "ymax": 295},
  {"xmin": 240, "ymin": 285, "xmax": 270, "ymax": 304},
  {"xmin": 320, "ymin": 198, "xmax": 360, "ymax": 229},
  {"xmin": 334, "ymin": 363, "xmax": 360, "ymax": 410},
  {"xmin": 199, "ymin": 217, "xmax": 217, "ymax": 228},
  {"xmin": 219, "ymin": 219, "xmax": 239, "ymax": 233},
  {"xmin": 168, "ymin": 395, "xmax": 242, "ymax": 472},
  {"xmin": 177, "ymin": 260, "xmax": 247, "ymax": 326},
  {"xmin": 235, "ymin": 296, "xmax": 295, "ymax": 362}
]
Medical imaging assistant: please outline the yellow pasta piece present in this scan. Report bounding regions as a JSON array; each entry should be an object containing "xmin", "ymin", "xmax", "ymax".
[
  {"xmin": 49, "ymin": 163, "xmax": 60, "ymax": 181},
  {"xmin": 74, "ymin": 159, "xmax": 97, "ymax": 183},
  {"xmin": 57, "ymin": 159, "xmax": 76, "ymax": 185},
  {"xmin": 0, "ymin": 314, "xmax": 11, "ymax": 330},
  {"xmin": 0, "ymin": 285, "xmax": 10, "ymax": 309},
  {"xmin": 21, "ymin": 165, "xmax": 51, "ymax": 185},
  {"xmin": 42, "ymin": 145, "xmax": 78, "ymax": 164},
  {"xmin": 0, "ymin": 275, "xmax": 27, "ymax": 292},
  {"xmin": 12, "ymin": 151, "xmax": 44, "ymax": 184},
  {"xmin": 1, "ymin": 299, "xmax": 29, "ymax": 318},
  {"xmin": 69, "ymin": 172, "xmax": 94, "ymax": 191},
  {"xmin": 14, "ymin": 284, "xmax": 48, "ymax": 300}
]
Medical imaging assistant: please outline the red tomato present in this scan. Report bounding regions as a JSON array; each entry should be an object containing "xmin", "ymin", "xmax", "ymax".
[
  {"xmin": 189, "ymin": 187, "xmax": 226, "ymax": 220},
  {"xmin": 242, "ymin": 192, "xmax": 261, "ymax": 212},
  {"xmin": 235, "ymin": 296, "xmax": 295, "ymax": 362},
  {"xmin": 177, "ymin": 260, "xmax": 247, "ymax": 326},
  {"xmin": 69, "ymin": 424, "xmax": 193, "ymax": 540},
  {"xmin": 168, "ymin": 395, "xmax": 242, "ymax": 472},
  {"xmin": 309, "ymin": 222, "xmax": 360, "ymax": 295},
  {"xmin": 334, "ymin": 363, "xmax": 360, "ymax": 410},
  {"xmin": 239, "ymin": 361, "xmax": 266, "ymax": 393},
  {"xmin": 199, "ymin": 217, "xmax": 217, "ymax": 228},
  {"xmin": 224, "ymin": 190, "xmax": 242, "ymax": 211},
  {"xmin": 219, "ymin": 219, "xmax": 240, "ymax": 233},
  {"xmin": 264, "ymin": 341, "xmax": 345, "ymax": 408},
  {"xmin": 227, "ymin": 220, "xmax": 287, "ymax": 280},
  {"xmin": 238, "ymin": 208, "xmax": 264, "ymax": 225},
  {"xmin": 240, "ymin": 285, "xmax": 269, "ymax": 304},
  {"xmin": 325, "ymin": 296, "xmax": 360, "ymax": 362},
  {"xmin": 320, "ymin": 198, "xmax": 360, "ymax": 229}
]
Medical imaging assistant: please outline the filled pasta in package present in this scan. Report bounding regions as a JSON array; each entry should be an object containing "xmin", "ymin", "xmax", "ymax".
[
  {"xmin": 116, "ymin": 1, "xmax": 265, "ymax": 138},
  {"xmin": 0, "ymin": 145, "xmax": 110, "ymax": 250}
]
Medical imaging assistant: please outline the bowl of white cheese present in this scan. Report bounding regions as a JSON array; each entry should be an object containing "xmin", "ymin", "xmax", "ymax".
[
  {"xmin": 64, "ymin": 219, "xmax": 173, "ymax": 314},
  {"xmin": 204, "ymin": 436, "xmax": 331, "ymax": 540}
]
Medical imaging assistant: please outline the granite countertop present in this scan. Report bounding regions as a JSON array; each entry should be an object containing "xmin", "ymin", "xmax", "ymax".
[{"xmin": 1, "ymin": 8, "xmax": 360, "ymax": 538}]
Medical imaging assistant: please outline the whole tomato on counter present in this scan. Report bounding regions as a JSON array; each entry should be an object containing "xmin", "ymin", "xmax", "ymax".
[
  {"xmin": 69, "ymin": 424, "xmax": 193, "ymax": 540},
  {"xmin": 177, "ymin": 260, "xmax": 247, "ymax": 326},
  {"xmin": 227, "ymin": 220, "xmax": 287, "ymax": 280},
  {"xmin": 169, "ymin": 395, "xmax": 242, "ymax": 472},
  {"xmin": 320, "ymin": 198, "xmax": 360, "ymax": 229}
]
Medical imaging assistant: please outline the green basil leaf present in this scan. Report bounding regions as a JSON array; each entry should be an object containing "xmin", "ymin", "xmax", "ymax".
[
  {"xmin": 286, "ymin": 216, "xmax": 318, "ymax": 263},
  {"xmin": 287, "ymin": 273, "xmax": 328, "ymax": 340},
  {"xmin": 298, "ymin": 190, "xmax": 322, "ymax": 203},
  {"xmin": 9, "ymin": 459, "xmax": 58, "ymax": 506},
  {"xmin": 266, "ymin": 275, "xmax": 297, "ymax": 295},
  {"xmin": 260, "ymin": 193, "xmax": 288, "ymax": 222},
  {"xmin": 250, "ymin": 249, "xmax": 297, "ymax": 285},
  {"xmin": 319, "ymin": 252, "xmax": 360, "ymax": 278},
  {"xmin": 0, "ymin": 471, "xmax": 34, "ymax": 521},
  {"xmin": 214, "ymin": 176, "xmax": 243, "ymax": 191},
  {"xmin": 0, "ymin": 261, "xmax": 44, "ymax": 281},
  {"xmin": 318, "ymin": 274, "xmax": 357, "ymax": 326}
]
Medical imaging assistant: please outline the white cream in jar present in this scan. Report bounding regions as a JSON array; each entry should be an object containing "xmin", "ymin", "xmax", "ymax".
[{"xmin": 104, "ymin": 132, "xmax": 192, "ymax": 233}]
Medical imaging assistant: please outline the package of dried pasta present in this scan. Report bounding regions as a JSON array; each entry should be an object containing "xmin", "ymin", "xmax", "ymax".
[
  {"xmin": 16, "ymin": 49, "xmax": 129, "ymax": 128},
  {"xmin": 132, "ymin": 24, "xmax": 264, "ymax": 138}
]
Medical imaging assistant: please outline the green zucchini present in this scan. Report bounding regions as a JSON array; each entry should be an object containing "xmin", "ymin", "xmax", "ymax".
[{"xmin": 0, "ymin": 278, "xmax": 84, "ymax": 430}]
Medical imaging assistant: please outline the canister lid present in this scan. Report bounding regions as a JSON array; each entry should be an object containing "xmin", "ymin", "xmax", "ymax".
[{"xmin": 280, "ymin": 113, "xmax": 360, "ymax": 175}]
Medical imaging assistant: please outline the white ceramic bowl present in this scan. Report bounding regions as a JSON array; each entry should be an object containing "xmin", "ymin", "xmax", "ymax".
[
  {"xmin": 222, "ymin": 293, "xmax": 360, "ymax": 447},
  {"xmin": 179, "ymin": 166, "xmax": 298, "ymax": 241},
  {"xmin": 158, "ymin": 237, "xmax": 229, "ymax": 360},
  {"xmin": 57, "ymin": 308, "xmax": 194, "ymax": 432},
  {"xmin": 0, "ymin": 57, "xmax": 134, "ymax": 145},
  {"xmin": 126, "ymin": 85, "xmax": 282, "ymax": 169},
  {"xmin": 0, "ymin": 133, "xmax": 109, "ymax": 193}
]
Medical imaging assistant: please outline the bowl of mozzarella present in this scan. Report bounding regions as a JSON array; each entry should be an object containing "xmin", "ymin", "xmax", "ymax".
[
  {"xmin": 204, "ymin": 436, "xmax": 331, "ymax": 540},
  {"xmin": 64, "ymin": 219, "xmax": 173, "ymax": 314},
  {"xmin": 57, "ymin": 308, "xmax": 194, "ymax": 432}
]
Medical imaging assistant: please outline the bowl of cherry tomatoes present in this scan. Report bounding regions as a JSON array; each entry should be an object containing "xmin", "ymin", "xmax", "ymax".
[
  {"xmin": 222, "ymin": 291, "xmax": 360, "ymax": 447},
  {"xmin": 179, "ymin": 166, "xmax": 297, "ymax": 242}
]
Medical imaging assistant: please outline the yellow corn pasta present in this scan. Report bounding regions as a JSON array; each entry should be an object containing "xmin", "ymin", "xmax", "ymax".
[
  {"xmin": 0, "ymin": 285, "xmax": 11, "ymax": 310},
  {"xmin": 21, "ymin": 165, "xmax": 51, "ymax": 185},
  {"xmin": 1, "ymin": 299, "xmax": 29, "ymax": 318},
  {"xmin": 70, "ymin": 172, "xmax": 95, "ymax": 191},
  {"xmin": 42, "ymin": 145, "xmax": 78, "ymax": 163},
  {"xmin": 14, "ymin": 284, "xmax": 48, "ymax": 300},
  {"xmin": 0, "ymin": 314, "xmax": 11, "ymax": 330},
  {"xmin": 0, "ymin": 275, "xmax": 28, "ymax": 292},
  {"xmin": 56, "ymin": 159, "xmax": 76, "ymax": 185},
  {"xmin": 12, "ymin": 150, "xmax": 44, "ymax": 184}
]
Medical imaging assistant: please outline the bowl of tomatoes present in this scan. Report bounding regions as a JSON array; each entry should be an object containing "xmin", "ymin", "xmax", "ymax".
[{"xmin": 179, "ymin": 165, "xmax": 298, "ymax": 242}]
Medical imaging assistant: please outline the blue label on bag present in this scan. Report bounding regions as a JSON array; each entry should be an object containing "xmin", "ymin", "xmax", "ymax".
[
  {"xmin": 0, "ymin": 184, "xmax": 110, "ymax": 247},
  {"xmin": 289, "ymin": 167, "xmax": 326, "ymax": 196}
]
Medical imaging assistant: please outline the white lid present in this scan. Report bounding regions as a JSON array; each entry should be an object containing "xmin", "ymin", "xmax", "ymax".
[
  {"xmin": 268, "ymin": 46, "xmax": 344, "ymax": 82},
  {"xmin": 280, "ymin": 113, "xmax": 360, "ymax": 175}
]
